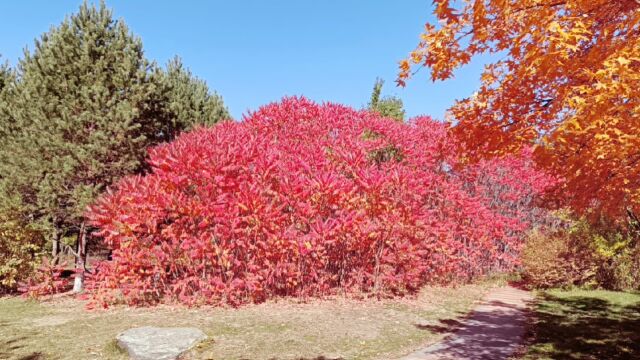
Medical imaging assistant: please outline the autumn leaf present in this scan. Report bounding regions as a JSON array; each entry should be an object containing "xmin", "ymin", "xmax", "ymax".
[{"xmin": 399, "ymin": 0, "xmax": 640, "ymax": 221}]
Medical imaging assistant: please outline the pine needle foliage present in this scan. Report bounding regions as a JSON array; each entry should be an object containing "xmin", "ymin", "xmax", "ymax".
[{"xmin": 0, "ymin": 1, "xmax": 229, "ymax": 270}]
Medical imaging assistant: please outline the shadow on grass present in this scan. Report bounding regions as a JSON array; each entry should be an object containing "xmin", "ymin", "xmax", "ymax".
[
  {"xmin": 413, "ymin": 318, "xmax": 464, "ymax": 333},
  {"xmin": 17, "ymin": 353, "xmax": 44, "ymax": 360},
  {"xmin": 408, "ymin": 301, "xmax": 531, "ymax": 359},
  {"xmin": 0, "ymin": 337, "xmax": 28, "ymax": 353},
  {"xmin": 0, "ymin": 337, "xmax": 43, "ymax": 359},
  {"xmin": 529, "ymin": 293, "xmax": 640, "ymax": 359},
  {"xmin": 266, "ymin": 357, "xmax": 343, "ymax": 360}
]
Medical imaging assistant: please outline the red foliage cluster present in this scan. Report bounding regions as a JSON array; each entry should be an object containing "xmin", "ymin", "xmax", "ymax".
[
  {"xmin": 87, "ymin": 97, "xmax": 555, "ymax": 306},
  {"xmin": 460, "ymin": 147, "xmax": 559, "ymax": 272},
  {"xmin": 19, "ymin": 258, "xmax": 71, "ymax": 298}
]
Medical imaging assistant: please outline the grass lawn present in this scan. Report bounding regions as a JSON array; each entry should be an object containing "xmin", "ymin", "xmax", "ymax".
[
  {"xmin": 523, "ymin": 288, "xmax": 640, "ymax": 360},
  {"xmin": 0, "ymin": 283, "xmax": 493, "ymax": 360}
]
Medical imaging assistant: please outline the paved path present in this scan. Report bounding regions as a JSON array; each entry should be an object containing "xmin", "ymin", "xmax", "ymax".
[{"xmin": 401, "ymin": 286, "xmax": 533, "ymax": 360}]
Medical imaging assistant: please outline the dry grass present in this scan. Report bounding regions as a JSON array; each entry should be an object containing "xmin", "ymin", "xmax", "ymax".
[{"xmin": 0, "ymin": 283, "xmax": 494, "ymax": 360}]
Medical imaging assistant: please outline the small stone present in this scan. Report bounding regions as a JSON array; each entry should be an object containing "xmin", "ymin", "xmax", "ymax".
[{"xmin": 116, "ymin": 326, "xmax": 207, "ymax": 360}]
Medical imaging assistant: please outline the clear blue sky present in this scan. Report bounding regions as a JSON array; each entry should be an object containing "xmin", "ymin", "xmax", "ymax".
[{"xmin": 0, "ymin": 0, "xmax": 490, "ymax": 120}]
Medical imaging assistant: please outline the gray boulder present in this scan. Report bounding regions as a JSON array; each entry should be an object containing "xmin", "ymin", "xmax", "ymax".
[{"xmin": 116, "ymin": 327, "xmax": 207, "ymax": 360}]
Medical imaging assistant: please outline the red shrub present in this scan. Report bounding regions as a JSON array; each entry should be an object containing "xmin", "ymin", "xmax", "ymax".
[
  {"xmin": 18, "ymin": 258, "xmax": 71, "ymax": 298},
  {"xmin": 458, "ymin": 148, "xmax": 559, "ymax": 275},
  {"xmin": 87, "ymin": 97, "xmax": 554, "ymax": 306}
]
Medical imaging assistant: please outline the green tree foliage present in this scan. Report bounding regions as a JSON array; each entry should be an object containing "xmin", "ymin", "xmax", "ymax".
[
  {"xmin": 1, "ymin": 2, "xmax": 160, "ymax": 239},
  {"xmin": 0, "ymin": 2, "xmax": 229, "ymax": 290},
  {"xmin": 0, "ymin": 60, "xmax": 47, "ymax": 293},
  {"xmin": 0, "ymin": 59, "xmax": 13, "ymax": 95},
  {"xmin": 163, "ymin": 56, "xmax": 230, "ymax": 128},
  {"xmin": 367, "ymin": 78, "xmax": 405, "ymax": 122},
  {"xmin": 0, "ymin": 59, "xmax": 15, "ymax": 138}
]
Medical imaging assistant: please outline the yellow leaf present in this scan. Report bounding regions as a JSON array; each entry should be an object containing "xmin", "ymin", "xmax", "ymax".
[{"xmin": 617, "ymin": 57, "xmax": 631, "ymax": 66}]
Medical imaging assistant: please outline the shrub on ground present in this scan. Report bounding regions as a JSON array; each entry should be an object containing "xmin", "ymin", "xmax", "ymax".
[
  {"xmin": 521, "ymin": 225, "xmax": 600, "ymax": 288},
  {"xmin": 593, "ymin": 229, "xmax": 640, "ymax": 290},
  {"xmin": 0, "ymin": 213, "xmax": 46, "ymax": 293},
  {"xmin": 18, "ymin": 257, "xmax": 72, "ymax": 298},
  {"xmin": 87, "ymin": 97, "xmax": 554, "ymax": 306},
  {"xmin": 521, "ymin": 216, "xmax": 640, "ymax": 290}
]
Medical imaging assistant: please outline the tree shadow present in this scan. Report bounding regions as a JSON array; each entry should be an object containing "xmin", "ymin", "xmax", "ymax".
[
  {"xmin": 529, "ymin": 293, "xmax": 640, "ymax": 359},
  {"xmin": 0, "ymin": 336, "xmax": 44, "ymax": 360},
  {"xmin": 263, "ymin": 357, "xmax": 343, "ymax": 360},
  {"xmin": 0, "ymin": 337, "xmax": 28, "ymax": 353},
  {"xmin": 407, "ymin": 300, "xmax": 531, "ymax": 359},
  {"xmin": 413, "ymin": 318, "xmax": 464, "ymax": 333},
  {"xmin": 17, "ymin": 353, "xmax": 44, "ymax": 360}
]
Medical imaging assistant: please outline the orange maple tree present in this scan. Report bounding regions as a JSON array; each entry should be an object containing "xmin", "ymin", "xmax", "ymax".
[{"xmin": 399, "ymin": 0, "xmax": 640, "ymax": 220}]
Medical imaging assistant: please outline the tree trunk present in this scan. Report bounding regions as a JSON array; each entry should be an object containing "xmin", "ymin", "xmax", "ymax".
[
  {"xmin": 51, "ymin": 228, "xmax": 61, "ymax": 265},
  {"xmin": 73, "ymin": 222, "xmax": 88, "ymax": 293}
]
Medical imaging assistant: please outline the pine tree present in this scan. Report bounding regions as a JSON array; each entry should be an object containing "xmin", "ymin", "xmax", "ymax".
[
  {"xmin": 0, "ymin": 59, "xmax": 50, "ymax": 292},
  {"xmin": 369, "ymin": 78, "xmax": 383, "ymax": 112},
  {"xmin": 0, "ymin": 58, "xmax": 15, "ymax": 138},
  {"xmin": 0, "ymin": 60, "xmax": 27, "ymax": 218},
  {"xmin": 367, "ymin": 78, "xmax": 405, "ymax": 122},
  {"xmin": 163, "ymin": 56, "xmax": 230, "ymax": 128},
  {"xmin": 0, "ymin": 1, "xmax": 229, "ymax": 291},
  {"xmin": 0, "ymin": 59, "xmax": 12, "ymax": 94}
]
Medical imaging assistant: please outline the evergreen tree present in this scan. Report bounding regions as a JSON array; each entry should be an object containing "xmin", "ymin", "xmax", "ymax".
[
  {"xmin": 0, "ymin": 60, "xmax": 27, "ymax": 218},
  {"xmin": 0, "ymin": 59, "xmax": 15, "ymax": 138},
  {"xmin": 369, "ymin": 78, "xmax": 383, "ymax": 111},
  {"xmin": 163, "ymin": 56, "xmax": 230, "ymax": 128},
  {"xmin": 0, "ymin": 2, "xmax": 229, "ymax": 290},
  {"xmin": 367, "ymin": 78, "xmax": 405, "ymax": 122},
  {"xmin": 0, "ymin": 60, "xmax": 13, "ymax": 94}
]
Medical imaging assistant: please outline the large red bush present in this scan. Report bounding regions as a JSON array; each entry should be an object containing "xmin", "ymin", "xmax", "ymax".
[{"xmin": 87, "ymin": 97, "xmax": 554, "ymax": 306}]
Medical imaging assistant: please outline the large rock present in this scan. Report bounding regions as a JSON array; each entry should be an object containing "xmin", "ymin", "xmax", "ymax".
[{"xmin": 116, "ymin": 327, "xmax": 207, "ymax": 360}]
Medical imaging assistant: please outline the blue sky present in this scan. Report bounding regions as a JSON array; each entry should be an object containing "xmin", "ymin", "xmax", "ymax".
[{"xmin": 0, "ymin": 0, "xmax": 489, "ymax": 120}]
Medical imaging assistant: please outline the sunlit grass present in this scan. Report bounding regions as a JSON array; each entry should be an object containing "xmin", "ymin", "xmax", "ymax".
[{"xmin": 0, "ymin": 283, "xmax": 494, "ymax": 360}]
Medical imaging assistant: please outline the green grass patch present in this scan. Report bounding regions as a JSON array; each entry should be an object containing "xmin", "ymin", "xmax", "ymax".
[{"xmin": 524, "ymin": 288, "xmax": 640, "ymax": 359}]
